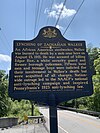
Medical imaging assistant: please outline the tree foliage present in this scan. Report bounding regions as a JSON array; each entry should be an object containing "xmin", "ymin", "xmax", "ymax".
[
  {"xmin": 90, "ymin": 51, "xmax": 100, "ymax": 111},
  {"xmin": 0, "ymin": 70, "xmax": 40, "ymax": 118},
  {"xmin": 87, "ymin": 47, "xmax": 99, "ymax": 75},
  {"xmin": 80, "ymin": 48, "xmax": 100, "ymax": 111},
  {"xmin": 62, "ymin": 47, "xmax": 100, "ymax": 112},
  {"xmin": 0, "ymin": 70, "xmax": 9, "ymax": 117}
]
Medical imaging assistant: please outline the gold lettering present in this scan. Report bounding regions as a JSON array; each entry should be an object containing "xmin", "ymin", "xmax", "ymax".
[
  {"xmin": 13, "ymin": 41, "xmax": 89, "ymax": 91},
  {"xmin": 68, "ymin": 43, "xmax": 82, "ymax": 46},
  {"xmin": 14, "ymin": 71, "xmax": 23, "ymax": 74}
]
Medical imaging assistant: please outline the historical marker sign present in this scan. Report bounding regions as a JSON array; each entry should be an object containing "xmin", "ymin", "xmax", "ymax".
[{"xmin": 9, "ymin": 26, "xmax": 93, "ymax": 105}]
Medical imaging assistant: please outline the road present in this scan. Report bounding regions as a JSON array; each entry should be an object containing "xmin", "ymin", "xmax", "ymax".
[{"xmin": 39, "ymin": 106, "xmax": 100, "ymax": 133}]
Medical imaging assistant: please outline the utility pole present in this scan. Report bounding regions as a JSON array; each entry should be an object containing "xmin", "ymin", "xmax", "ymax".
[{"xmin": 30, "ymin": 101, "xmax": 34, "ymax": 116}]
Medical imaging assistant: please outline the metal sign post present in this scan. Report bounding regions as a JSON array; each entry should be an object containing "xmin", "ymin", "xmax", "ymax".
[
  {"xmin": 49, "ymin": 106, "xmax": 58, "ymax": 133},
  {"xmin": 49, "ymin": 94, "xmax": 58, "ymax": 133}
]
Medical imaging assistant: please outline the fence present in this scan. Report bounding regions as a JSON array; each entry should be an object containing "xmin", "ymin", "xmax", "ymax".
[
  {"xmin": 58, "ymin": 106, "xmax": 100, "ymax": 118},
  {"xmin": 0, "ymin": 117, "xmax": 18, "ymax": 128},
  {"xmin": 28, "ymin": 115, "xmax": 45, "ymax": 124}
]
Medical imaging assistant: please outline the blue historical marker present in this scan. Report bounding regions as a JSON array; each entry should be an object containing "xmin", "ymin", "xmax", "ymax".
[
  {"xmin": 9, "ymin": 26, "xmax": 93, "ymax": 103},
  {"xmin": 9, "ymin": 26, "xmax": 93, "ymax": 133}
]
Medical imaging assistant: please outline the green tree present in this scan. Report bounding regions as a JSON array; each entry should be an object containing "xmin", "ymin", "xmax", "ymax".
[
  {"xmin": 78, "ymin": 48, "xmax": 100, "ymax": 111},
  {"xmin": 0, "ymin": 70, "xmax": 40, "ymax": 118},
  {"xmin": 87, "ymin": 47, "xmax": 99, "ymax": 75},
  {"xmin": 92, "ymin": 54, "xmax": 100, "ymax": 112},
  {"xmin": 8, "ymin": 100, "xmax": 40, "ymax": 120},
  {"xmin": 86, "ymin": 48, "xmax": 100, "ymax": 111},
  {"xmin": 62, "ymin": 47, "xmax": 100, "ymax": 110},
  {"xmin": 0, "ymin": 70, "xmax": 9, "ymax": 117}
]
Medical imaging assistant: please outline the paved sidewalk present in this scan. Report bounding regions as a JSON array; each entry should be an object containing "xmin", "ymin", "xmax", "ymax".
[{"xmin": 0, "ymin": 123, "xmax": 49, "ymax": 133}]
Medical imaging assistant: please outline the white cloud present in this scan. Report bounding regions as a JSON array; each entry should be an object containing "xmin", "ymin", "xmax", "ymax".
[
  {"xmin": 56, "ymin": 25, "xmax": 64, "ymax": 30},
  {"xmin": 0, "ymin": 54, "xmax": 11, "ymax": 62},
  {"xmin": 45, "ymin": 3, "xmax": 76, "ymax": 19}
]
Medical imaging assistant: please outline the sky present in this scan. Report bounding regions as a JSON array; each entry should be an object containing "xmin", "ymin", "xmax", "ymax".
[{"xmin": 0, "ymin": 0, "xmax": 100, "ymax": 73}]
